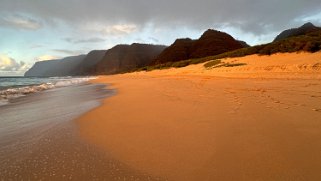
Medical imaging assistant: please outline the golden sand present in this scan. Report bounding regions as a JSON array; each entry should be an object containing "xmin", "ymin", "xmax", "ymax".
[{"xmin": 77, "ymin": 53, "xmax": 321, "ymax": 180}]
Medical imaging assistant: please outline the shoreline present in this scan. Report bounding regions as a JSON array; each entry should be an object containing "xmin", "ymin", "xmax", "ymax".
[
  {"xmin": 0, "ymin": 83, "xmax": 159, "ymax": 180},
  {"xmin": 77, "ymin": 53, "xmax": 321, "ymax": 180},
  {"xmin": 0, "ymin": 76, "xmax": 97, "ymax": 107}
]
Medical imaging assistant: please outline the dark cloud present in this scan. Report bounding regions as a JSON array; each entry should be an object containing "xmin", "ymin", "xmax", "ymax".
[{"xmin": 0, "ymin": 0, "xmax": 320, "ymax": 36}]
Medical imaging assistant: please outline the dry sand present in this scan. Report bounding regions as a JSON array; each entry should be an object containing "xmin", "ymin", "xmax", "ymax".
[{"xmin": 77, "ymin": 52, "xmax": 321, "ymax": 180}]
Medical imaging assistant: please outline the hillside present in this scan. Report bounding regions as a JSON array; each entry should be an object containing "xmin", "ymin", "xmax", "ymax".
[
  {"xmin": 153, "ymin": 29, "xmax": 245, "ymax": 64},
  {"xmin": 95, "ymin": 43, "xmax": 167, "ymax": 74},
  {"xmin": 73, "ymin": 50, "xmax": 107, "ymax": 75},
  {"xmin": 135, "ymin": 24, "xmax": 321, "ymax": 72},
  {"xmin": 204, "ymin": 29, "xmax": 321, "ymax": 63},
  {"xmin": 24, "ymin": 55, "xmax": 86, "ymax": 77},
  {"xmin": 24, "ymin": 44, "xmax": 166, "ymax": 76},
  {"xmin": 24, "ymin": 23, "xmax": 321, "ymax": 77},
  {"xmin": 274, "ymin": 22, "xmax": 321, "ymax": 42}
]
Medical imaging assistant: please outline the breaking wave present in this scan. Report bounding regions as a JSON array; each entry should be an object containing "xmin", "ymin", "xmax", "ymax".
[{"xmin": 0, "ymin": 77, "xmax": 96, "ymax": 105}]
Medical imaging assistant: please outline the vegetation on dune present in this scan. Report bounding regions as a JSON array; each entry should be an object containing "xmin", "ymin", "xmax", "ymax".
[
  {"xmin": 203, "ymin": 59, "xmax": 222, "ymax": 68},
  {"xmin": 204, "ymin": 30, "xmax": 321, "ymax": 68},
  {"xmin": 203, "ymin": 59, "xmax": 247, "ymax": 69}
]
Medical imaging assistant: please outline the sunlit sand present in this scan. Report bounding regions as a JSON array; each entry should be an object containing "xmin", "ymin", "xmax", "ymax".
[{"xmin": 77, "ymin": 52, "xmax": 321, "ymax": 180}]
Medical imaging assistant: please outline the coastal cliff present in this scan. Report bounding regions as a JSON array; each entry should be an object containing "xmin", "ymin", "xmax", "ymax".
[
  {"xmin": 25, "ymin": 44, "xmax": 166, "ymax": 76},
  {"xmin": 95, "ymin": 43, "xmax": 167, "ymax": 74},
  {"xmin": 153, "ymin": 29, "xmax": 246, "ymax": 64},
  {"xmin": 24, "ymin": 55, "xmax": 86, "ymax": 77}
]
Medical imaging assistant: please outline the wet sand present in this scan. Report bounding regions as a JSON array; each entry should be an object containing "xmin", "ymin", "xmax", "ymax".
[
  {"xmin": 0, "ymin": 84, "xmax": 161, "ymax": 180},
  {"xmin": 77, "ymin": 53, "xmax": 321, "ymax": 180}
]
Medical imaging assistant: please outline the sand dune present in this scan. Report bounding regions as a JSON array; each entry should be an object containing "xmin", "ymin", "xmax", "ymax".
[
  {"xmin": 77, "ymin": 52, "xmax": 321, "ymax": 180},
  {"xmin": 140, "ymin": 52, "xmax": 321, "ymax": 79}
]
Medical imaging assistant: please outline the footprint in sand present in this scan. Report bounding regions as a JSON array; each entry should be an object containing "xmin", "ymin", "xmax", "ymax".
[
  {"xmin": 311, "ymin": 95, "xmax": 321, "ymax": 98},
  {"xmin": 312, "ymin": 108, "xmax": 321, "ymax": 112}
]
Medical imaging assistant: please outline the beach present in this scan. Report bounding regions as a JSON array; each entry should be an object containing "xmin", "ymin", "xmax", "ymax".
[
  {"xmin": 77, "ymin": 53, "xmax": 321, "ymax": 180},
  {"xmin": 2, "ymin": 1, "xmax": 321, "ymax": 180},
  {"xmin": 0, "ymin": 83, "xmax": 161, "ymax": 180}
]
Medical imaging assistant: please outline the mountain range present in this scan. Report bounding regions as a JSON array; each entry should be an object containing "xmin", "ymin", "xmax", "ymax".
[
  {"xmin": 25, "ymin": 22, "xmax": 321, "ymax": 77},
  {"xmin": 25, "ymin": 55, "xmax": 86, "ymax": 77},
  {"xmin": 153, "ymin": 29, "xmax": 246, "ymax": 64}
]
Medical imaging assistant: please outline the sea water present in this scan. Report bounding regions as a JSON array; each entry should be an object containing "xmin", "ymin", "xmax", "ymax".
[
  {"xmin": 0, "ymin": 76, "xmax": 162, "ymax": 180},
  {"xmin": 0, "ymin": 76, "xmax": 96, "ymax": 106}
]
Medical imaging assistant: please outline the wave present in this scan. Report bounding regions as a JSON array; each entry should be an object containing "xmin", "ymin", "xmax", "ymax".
[{"xmin": 0, "ymin": 77, "xmax": 96, "ymax": 105}]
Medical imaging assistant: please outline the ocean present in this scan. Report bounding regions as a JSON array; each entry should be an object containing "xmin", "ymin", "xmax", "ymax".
[
  {"xmin": 0, "ymin": 77, "xmax": 161, "ymax": 180},
  {"xmin": 0, "ymin": 76, "xmax": 147, "ymax": 180},
  {"xmin": 0, "ymin": 76, "xmax": 109, "ymax": 139},
  {"xmin": 0, "ymin": 76, "xmax": 97, "ymax": 106}
]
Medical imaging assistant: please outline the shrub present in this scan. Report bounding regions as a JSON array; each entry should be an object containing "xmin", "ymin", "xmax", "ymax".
[{"xmin": 204, "ymin": 59, "xmax": 222, "ymax": 68}]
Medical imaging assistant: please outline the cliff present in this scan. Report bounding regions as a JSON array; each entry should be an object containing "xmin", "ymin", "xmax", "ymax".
[
  {"xmin": 153, "ymin": 29, "xmax": 245, "ymax": 64},
  {"xmin": 24, "ymin": 43, "xmax": 166, "ymax": 76},
  {"xmin": 95, "ymin": 43, "xmax": 167, "ymax": 74},
  {"xmin": 73, "ymin": 50, "xmax": 107, "ymax": 75},
  {"xmin": 24, "ymin": 55, "xmax": 86, "ymax": 77}
]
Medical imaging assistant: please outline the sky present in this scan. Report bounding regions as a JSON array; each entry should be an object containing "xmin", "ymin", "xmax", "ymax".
[{"xmin": 1, "ymin": 0, "xmax": 321, "ymax": 76}]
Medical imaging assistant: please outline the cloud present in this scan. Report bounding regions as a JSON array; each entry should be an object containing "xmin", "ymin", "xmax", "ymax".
[
  {"xmin": 64, "ymin": 37, "xmax": 106, "ymax": 44},
  {"xmin": 1, "ymin": 0, "xmax": 321, "ymax": 52},
  {"xmin": 0, "ymin": 54, "xmax": 29, "ymax": 72},
  {"xmin": 0, "ymin": 14, "xmax": 42, "ymax": 30},
  {"xmin": 148, "ymin": 37, "xmax": 160, "ymax": 43},
  {"xmin": 36, "ymin": 55, "xmax": 59, "ymax": 62},
  {"xmin": 52, "ymin": 49, "xmax": 85, "ymax": 55},
  {"xmin": 0, "ymin": 0, "xmax": 321, "ymax": 36},
  {"xmin": 100, "ymin": 24, "xmax": 138, "ymax": 36}
]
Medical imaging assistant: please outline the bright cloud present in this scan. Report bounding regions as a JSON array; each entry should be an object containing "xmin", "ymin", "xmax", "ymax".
[
  {"xmin": 0, "ymin": 54, "xmax": 29, "ymax": 72},
  {"xmin": 36, "ymin": 55, "xmax": 59, "ymax": 62},
  {"xmin": 101, "ymin": 24, "xmax": 138, "ymax": 36}
]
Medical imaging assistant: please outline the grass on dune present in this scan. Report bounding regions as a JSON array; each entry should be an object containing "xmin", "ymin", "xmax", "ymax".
[{"xmin": 203, "ymin": 59, "xmax": 247, "ymax": 69}]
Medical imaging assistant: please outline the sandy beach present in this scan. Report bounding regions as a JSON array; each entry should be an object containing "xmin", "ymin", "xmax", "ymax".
[{"xmin": 77, "ymin": 53, "xmax": 321, "ymax": 180}]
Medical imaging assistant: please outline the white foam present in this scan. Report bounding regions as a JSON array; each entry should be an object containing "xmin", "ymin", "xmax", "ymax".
[
  {"xmin": 54, "ymin": 77, "xmax": 96, "ymax": 87},
  {"xmin": 0, "ymin": 77, "xmax": 97, "ymax": 105}
]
